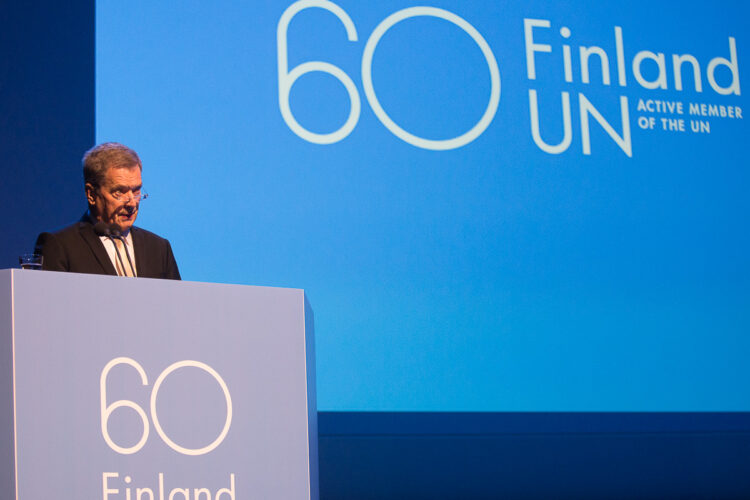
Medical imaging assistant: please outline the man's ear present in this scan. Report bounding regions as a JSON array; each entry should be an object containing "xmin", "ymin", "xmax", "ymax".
[{"xmin": 85, "ymin": 183, "xmax": 97, "ymax": 205}]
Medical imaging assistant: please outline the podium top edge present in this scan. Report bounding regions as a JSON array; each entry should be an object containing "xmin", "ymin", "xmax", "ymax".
[{"xmin": 0, "ymin": 268, "xmax": 306, "ymax": 294}]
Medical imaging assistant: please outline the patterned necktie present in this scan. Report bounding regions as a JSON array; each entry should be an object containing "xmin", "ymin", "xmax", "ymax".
[{"xmin": 114, "ymin": 238, "xmax": 135, "ymax": 277}]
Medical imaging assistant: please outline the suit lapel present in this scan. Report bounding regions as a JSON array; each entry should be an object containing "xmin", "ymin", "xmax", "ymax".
[
  {"xmin": 77, "ymin": 220, "xmax": 117, "ymax": 275},
  {"xmin": 131, "ymin": 227, "xmax": 147, "ymax": 278}
]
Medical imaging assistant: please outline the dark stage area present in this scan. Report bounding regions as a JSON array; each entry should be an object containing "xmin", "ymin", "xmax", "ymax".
[{"xmin": 318, "ymin": 412, "xmax": 750, "ymax": 499}]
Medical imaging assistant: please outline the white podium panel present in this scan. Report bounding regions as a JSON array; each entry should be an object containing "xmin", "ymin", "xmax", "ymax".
[{"xmin": 0, "ymin": 269, "xmax": 317, "ymax": 499}]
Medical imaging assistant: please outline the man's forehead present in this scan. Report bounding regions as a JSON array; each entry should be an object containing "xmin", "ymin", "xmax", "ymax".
[{"xmin": 103, "ymin": 165, "xmax": 142, "ymax": 185}]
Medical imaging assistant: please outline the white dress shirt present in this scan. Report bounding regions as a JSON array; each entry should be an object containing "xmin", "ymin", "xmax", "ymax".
[{"xmin": 98, "ymin": 231, "xmax": 137, "ymax": 276}]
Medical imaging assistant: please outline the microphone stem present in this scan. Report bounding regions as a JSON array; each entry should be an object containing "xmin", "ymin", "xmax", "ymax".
[
  {"xmin": 120, "ymin": 236, "xmax": 137, "ymax": 277},
  {"xmin": 110, "ymin": 236, "xmax": 129, "ymax": 277}
]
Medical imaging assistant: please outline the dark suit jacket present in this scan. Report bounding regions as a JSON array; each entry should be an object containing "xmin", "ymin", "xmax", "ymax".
[{"xmin": 36, "ymin": 216, "xmax": 181, "ymax": 280}]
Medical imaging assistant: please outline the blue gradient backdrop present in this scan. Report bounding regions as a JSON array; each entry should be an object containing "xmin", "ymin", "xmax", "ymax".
[{"xmin": 97, "ymin": 0, "xmax": 749, "ymax": 411}]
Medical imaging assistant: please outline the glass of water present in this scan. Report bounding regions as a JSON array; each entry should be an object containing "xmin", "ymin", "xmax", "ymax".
[{"xmin": 19, "ymin": 254, "xmax": 43, "ymax": 270}]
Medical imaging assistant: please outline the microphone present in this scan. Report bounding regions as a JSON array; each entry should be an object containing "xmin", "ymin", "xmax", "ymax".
[{"xmin": 93, "ymin": 221, "xmax": 111, "ymax": 237}]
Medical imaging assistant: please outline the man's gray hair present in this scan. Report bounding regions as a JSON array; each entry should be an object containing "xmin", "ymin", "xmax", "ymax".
[{"xmin": 83, "ymin": 142, "xmax": 142, "ymax": 187}]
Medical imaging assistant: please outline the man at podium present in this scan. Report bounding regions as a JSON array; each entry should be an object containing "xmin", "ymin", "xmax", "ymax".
[{"xmin": 35, "ymin": 142, "xmax": 181, "ymax": 279}]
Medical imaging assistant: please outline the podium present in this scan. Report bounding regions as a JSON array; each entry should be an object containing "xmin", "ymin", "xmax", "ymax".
[{"xmin": 0, "ymin": 269, "xmax": 318, "ymax": 499}]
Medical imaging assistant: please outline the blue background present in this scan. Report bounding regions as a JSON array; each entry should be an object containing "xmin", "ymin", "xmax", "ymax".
[
  {"xmin": 96, "ymin": 0, "xmax": 749, "ymax": 411},
  {"xmin": 0, "ymin": 2, "xmax": 93, "ymax": 273},
  {"xmin": 2, "ymin": 1, "xmax": 749, "ymax": 497}
]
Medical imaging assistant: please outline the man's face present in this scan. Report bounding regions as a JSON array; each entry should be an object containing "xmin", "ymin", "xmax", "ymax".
[{"xmin": 86, "ymin": 165, "xmax": 143, "ymax": 233}]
